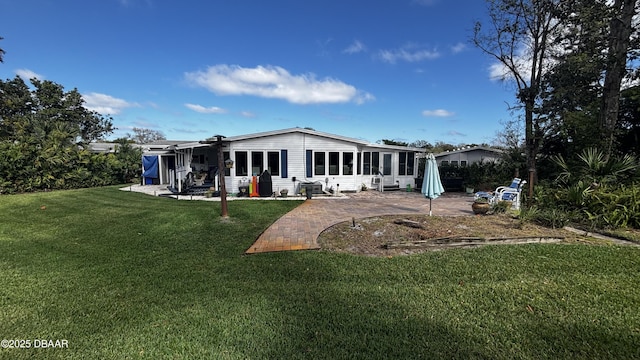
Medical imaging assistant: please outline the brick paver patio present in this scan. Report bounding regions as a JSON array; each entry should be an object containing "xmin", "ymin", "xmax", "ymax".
[{"xmin": 246, "ymin": 191, "xmax": 474, "ymax": 254}]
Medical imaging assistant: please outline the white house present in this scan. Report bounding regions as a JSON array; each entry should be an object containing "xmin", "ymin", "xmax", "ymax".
[
  {"xmin": 141, "ymin": 128, "xmax": 424, "ymax": 195},
  {"xmin": 434, "ymin": 146, "xmax": 503, "ymax": 166}
]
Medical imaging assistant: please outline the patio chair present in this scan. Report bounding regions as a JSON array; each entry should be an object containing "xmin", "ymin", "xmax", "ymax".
[
  {"xmin": 474, "ymin": 178, "xmax": 526, "ymax": 210},
  {"xmin": 194, "ymin": 172, "xmax": 207, "ymax": 186}
]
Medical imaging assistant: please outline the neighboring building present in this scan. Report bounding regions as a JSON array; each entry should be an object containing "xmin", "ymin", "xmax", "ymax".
[
  {"xmin": 141, "ymin": 128, "xmax": 424, "ymax": 194},
  {"xmin": 434, "ymin": 146, "xmax": 503, "ymax": 167},
  {"xmin": 87, "ymin": 142, "xmax": 143, "ymax": 154}
]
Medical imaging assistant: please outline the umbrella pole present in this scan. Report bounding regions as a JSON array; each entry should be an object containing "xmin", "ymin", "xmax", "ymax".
[{"xmin": 429, "ymin": 198, "xmax": 432, "ymax": 216}]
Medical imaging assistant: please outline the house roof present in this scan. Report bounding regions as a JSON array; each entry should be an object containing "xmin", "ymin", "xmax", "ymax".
[
  {"xmin": 88, "ymin": 142, "xmax": 143, "ymax": 153},
  {"xmin": 224, "ymin": 127, "xmax": 371, "ymax": 145},
  {"xmin": 166, "ymin": 128, "xmax": 424, "ymax": 152},
  {"xmin": 434, "ymin": 146, "xmax": 503, "ymax": 158}
]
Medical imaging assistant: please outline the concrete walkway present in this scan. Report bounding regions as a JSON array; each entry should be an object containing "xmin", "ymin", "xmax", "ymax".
[{"xmin": 246, "ymin": 191, "xmax": 474, "ymax": 254}]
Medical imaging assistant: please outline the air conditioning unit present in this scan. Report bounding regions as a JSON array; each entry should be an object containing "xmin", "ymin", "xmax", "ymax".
[{"xmin": 372, "ymin": 177, "xmax": 381, "ymax": 185}]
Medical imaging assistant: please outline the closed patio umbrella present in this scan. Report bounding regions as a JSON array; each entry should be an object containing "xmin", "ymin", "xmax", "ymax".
[{"xmin": 421, "ymin": 153, "xmax": 445, "ymax": 216}]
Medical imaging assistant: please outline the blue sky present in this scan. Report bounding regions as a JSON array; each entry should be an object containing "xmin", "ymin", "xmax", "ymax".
[{"xmin": 1, "ymin": 0, "xmax": 519, "ymax": 145}]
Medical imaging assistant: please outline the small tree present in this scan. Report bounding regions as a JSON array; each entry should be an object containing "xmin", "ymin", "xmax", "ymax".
[{"xmin": 127, "ymin": 127, "xmax": 166, "ymax": 144}]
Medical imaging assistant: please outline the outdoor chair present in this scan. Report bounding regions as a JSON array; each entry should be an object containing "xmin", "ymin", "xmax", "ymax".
[
  {"xmin": 474, "ymin": 178, "xmax": 526, "ymax": 210},
  {"xmin": 194, "ymin": 172, "xmax": 207, "ymax": 186}
]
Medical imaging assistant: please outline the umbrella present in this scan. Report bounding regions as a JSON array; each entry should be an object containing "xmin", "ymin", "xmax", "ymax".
[{"xmin": 421, "ymin": 153, "xmax": 445, "ymax": 216}]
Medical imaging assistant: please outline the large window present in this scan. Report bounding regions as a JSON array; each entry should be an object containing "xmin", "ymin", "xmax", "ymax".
[
  {"xmin": 235, "ymin": 151, "xmax": 248, "ymax": 176},
  {"xmin": 314, "ymin": 152, "xmax": 325, "ymax": 175},
  {"xmin": 398, "ymin": 151, "xmax": 415, "ymax": 176},
  {"xmin": 372, "ymin": 152, "xmax": 380, "ymax": 175},
  {"xmin": 399, "ymin": 152, "xmax": 407, "ymax": 176},
  {"xmin": 329, "ymin": 152, "xmax": 339, "ymax": 175},
  {"xmin": 363, "ymin": 152, "xmax": 371, "ymax": 175},
  {"xmin": 267, "ymin": 151, "xmax": 279, "ymax": 176},
  {"xmin": 251, "ymin": 151, "xmax": 264, "ymax": 175},
  {"xmin": 343, "ymin": 152, "xmax": 354, "ymax": 175}
]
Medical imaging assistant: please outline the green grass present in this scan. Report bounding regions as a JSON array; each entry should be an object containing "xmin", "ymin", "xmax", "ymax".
[{"xmin": 1, "ymin": 186, "xmax": 640, "ymax": 359}]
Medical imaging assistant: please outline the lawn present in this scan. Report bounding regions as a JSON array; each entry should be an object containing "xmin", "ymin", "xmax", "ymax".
[{"xmin": 1, "ymin": 186, "xmax": 639, "ymax": 359}]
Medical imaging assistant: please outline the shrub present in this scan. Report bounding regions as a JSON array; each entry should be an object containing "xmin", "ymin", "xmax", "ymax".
[{"xmin": 492, "ymin": 200, "xmax": 511, "ymax": 214}]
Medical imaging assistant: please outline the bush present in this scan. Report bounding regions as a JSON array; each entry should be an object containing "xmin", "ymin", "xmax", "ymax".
[
  {"xmin": 583, "ymin": 184, "xmax": 640, "ymax": 229},
  {"xmin": 531, "ymin": 208, "xmax": 573, "ymax": 229},
  {"xmin": 492, "ymin": 200, "xmax": 511, "ymax": 214}
]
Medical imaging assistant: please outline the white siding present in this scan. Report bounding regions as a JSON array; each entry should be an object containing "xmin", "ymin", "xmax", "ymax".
[
  {"xmin": 225, "ymin": 133, "xmax": 362, "ymax": 193},
  {"xmin": 437, "ymin": 149, "xmax": 501, "ymax": 166}
]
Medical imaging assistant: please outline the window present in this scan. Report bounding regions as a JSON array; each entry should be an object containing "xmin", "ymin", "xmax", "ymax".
[
  {"xmin": 372, "ymin": 152, "xmax": 380, "ymax": 174},
  {"xmin": 399, "ymin": 152, "xmax": 407, "ymax": 176},
  {"xmin": 407, "ymin": 152, "xmax": 414, "ymax": 175},
  {"xmin": 251, "ymin": 151, "xmax": 264, "ymax": 175},
  {"xmin": 267, "ymin": 151, "xmax": 279, "ymax": 176},
  {"xmin": 343, "ymin": 152, "xmax": 354, "ymax": 175},
  {"xmin": 281, "ymin": 150, "xmax": 288, "ymax": 178},
  {"xmin": 223, "ymin": 151, "xmax": 230, "ymax": 176},
  {"xmin": 460, "ymin": 160, "xmax": 467, "ymax": 167},
  {"xmin": 329, "ymin": 152, "xmax": 339, "ymax": 175},
  {"xmin": 363, "ymin": 152, "xmax": 371, "ymax": 175},
  {"xmin": 306, "ymin": 150, "xmax": 312, "ymax": 177},
  {"xmin": 357, "ymin": 152, "xmax": 362, "ymax": 175},
  {"xmin": 398, "ymin": 151, "xmax": 415, "ymax": 176},
  {"xmin": 451, "ymin": 160, "xmax": 458, "ymax": 167},
  {"xmin": 314, "ymin": 152, "xmax": 325, "ymax": 175},
  {"xmin": 235, "ymin": 151, "xmax": 248, "ymax": 176},
  {"xmin": 440, "ymin": 160, "xmax": 449, "ymax": 166}
]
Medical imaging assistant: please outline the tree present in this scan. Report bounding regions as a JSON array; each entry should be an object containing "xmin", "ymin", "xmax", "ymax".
[
  {"xmin": 127, "ymin": 127, "xmax": 166, "ymax": 144},
  {"xmin": 112, "ymin": 138, "xmax": 143, "ymax": 183},
  {"xmin": 432, "ymin": 141, "xmax": 455, "ymax": 153},
  {"xmin": 474, "ymin": 0, "xmax": 564, "ymax": 202},
  {"xmin": 379, "ymin": 139, "xmax": 408, "ymax": 146},
  {"xmin": 599, "ymin": 0, "xmax": 639, "ymax": 158},
  {"xmin": 0, "ymin": 76, "xmax": 115, "ymax": 192},
  {"xmin": 408, "ymin": 140, "xmax": 433, "ymax": 150},
  {"xmin": 537, "ymin": 0, "xmax": 639, "ymax": 160},
  {"xmin": 0, "ymin": 36, "xmax": 5, "ymax": 63},
  {"xmin": 617, "ymin": 85, "xmax": 640, "ymax": 155}
]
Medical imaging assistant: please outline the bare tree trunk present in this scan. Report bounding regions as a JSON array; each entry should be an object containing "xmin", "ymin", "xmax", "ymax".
[{"xmin": 600, "ymin": 0, "xmax": 638, "ymax": 159}]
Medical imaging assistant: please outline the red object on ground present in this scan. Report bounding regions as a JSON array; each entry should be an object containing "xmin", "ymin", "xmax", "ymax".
[{"xmin": 250, "ymin": 176, "xmax": 259, "ymax": 197}]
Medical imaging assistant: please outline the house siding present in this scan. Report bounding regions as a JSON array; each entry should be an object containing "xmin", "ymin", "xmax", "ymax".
[
  {"xmin": 436, "ymin": 148, "xmax": 502, "ymax": 166},
  {"xmin": 144, "ymin": 128, "xmax": 424, "ymax": 195},
  {"xmin": 226, "ymin": 132, "xmax": 361, "ymax": 193}
]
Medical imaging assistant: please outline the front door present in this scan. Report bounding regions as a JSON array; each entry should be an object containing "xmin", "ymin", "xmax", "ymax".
[{"xmin": 382, "ymin": 153, "xmax": 395, "ymax": 186}]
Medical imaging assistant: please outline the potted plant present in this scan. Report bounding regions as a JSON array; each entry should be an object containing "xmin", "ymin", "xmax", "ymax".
[
  {"xmin": 280, "ymin": 189, "xmax": 289, "ymax": 198},
  {"xmin": 471, "ymin": 197, "xmax": 491, "ymax": 215}
]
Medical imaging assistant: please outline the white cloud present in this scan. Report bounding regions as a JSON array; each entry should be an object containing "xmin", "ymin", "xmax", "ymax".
[
  {"xmin": 240, "ymin": 111, "xmax": 256, "ymax": 118},
  {"xmin": 185, "ymin": 103, "xmax": 227, "ymax": 114},
  {"xmin": 488, "ymin": 52, "xmax": 536, "ymax": 82},
  {"xmin": 422, "ymin": 109, "xmax": 454, "ymax": 117},
  {"xmin": 378, "ymin": 46, "xmax": 440, "ymax": 64},
  {"xmin": 451, "ymin": 42, "xmax": 466, "ymax": 54},
  {"xmin": 82, "ymin": 92, "xmax": 138, "ymax": 115},
  {"xmin": 343, "ymin": 40, "xmax": 366, "ymax": 54},
  {"xmin": 15, "ymin": 69, "xmax": 44, "ymax": 81},
  {"xmin": 184, "ymin": 64, "xmax": 374, "ymax": 105}
]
